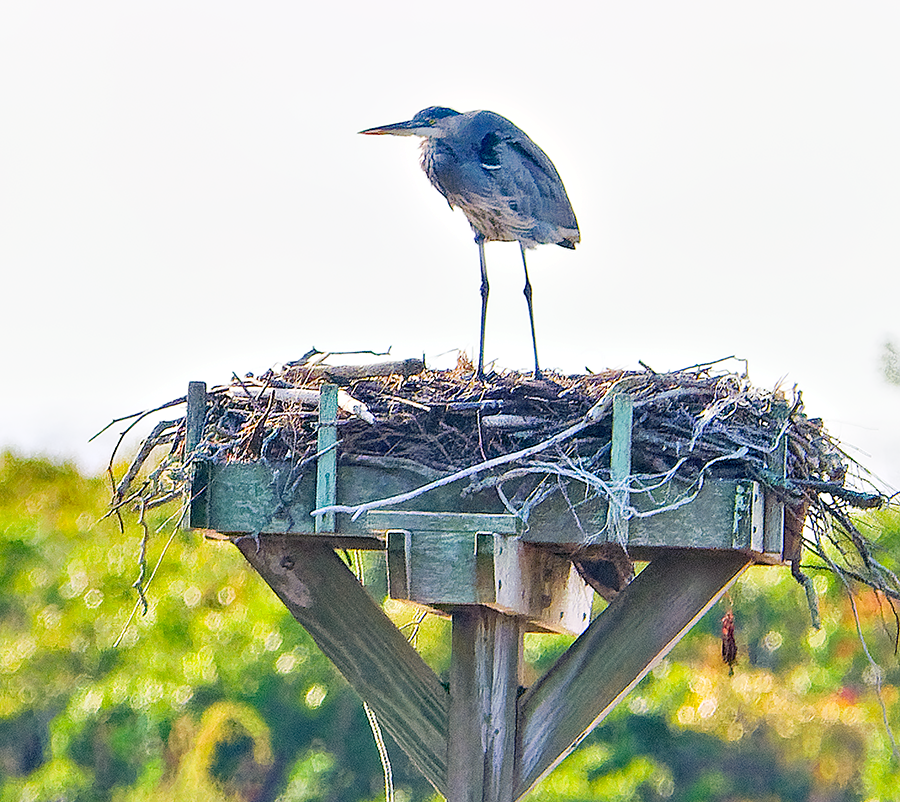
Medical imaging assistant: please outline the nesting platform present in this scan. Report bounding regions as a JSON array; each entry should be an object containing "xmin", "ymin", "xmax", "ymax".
[
  {"xmin": 155, "ymin": 360, "xmax": 880, "ymax": 802},
  {"xmin": 184, "ymin": 376, "xmax": 792, "ymax": 638}
]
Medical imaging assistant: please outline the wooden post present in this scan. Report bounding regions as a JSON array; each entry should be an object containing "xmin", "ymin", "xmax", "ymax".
[
  {"xmin": 315, "ymin": 383, "xmax": 338, "ymax": 533},
  {"xmin": 764, "ymin": 399, "xmax": 788, "ymax": 556},
  {"xmin": 607, "ymin": 392, "xmax": 634, "ymax": 544},
  {"xmin": 449, "ymin": 608, "xmax": 523, "ymax": 802},
  {"xmin": 185, "ymin": 381, "xmax": 208, "ymax": 530},
  {"xmin": 185, "ymin": 381, "xmax": 207, "ymax": 456}
]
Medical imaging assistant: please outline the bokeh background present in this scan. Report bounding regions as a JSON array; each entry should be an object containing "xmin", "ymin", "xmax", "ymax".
[{"xmin": 2, "ymin": 3, "xmax": 900, "ymax": 801}]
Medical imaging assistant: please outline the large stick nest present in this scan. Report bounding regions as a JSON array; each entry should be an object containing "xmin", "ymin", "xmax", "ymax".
[{"xmin": 105, "ymin": 353, "xmax": 895, "ymax": 610}]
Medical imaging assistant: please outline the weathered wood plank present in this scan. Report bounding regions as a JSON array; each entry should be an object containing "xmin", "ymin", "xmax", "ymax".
[
  {"xmin": 234, "ymin": 537, "xmax": 449, "ymax": 796},
  {"xmin": 408, "ymin": 529, "xmax": 481, "ymax": 606},
  {"xmin": 606, "ymin": 392, "xmax": 634, "ymax": 544},
  {"xmin": 194, "ymin": 460, "xmax": 775, "ymax": 557},
  {"xmin": 197, "ymin": 463, "xmax": 503, "ymax": 540},
  {"xmin": 763, "ymin": 400, "xmax": 789, "ymax": 556},
  {"xmin": 515, "ymin": 550, "xmax": 751, "ymax": 799},
  {"xmin": 378, "ymin": 524, "xmax": 592, "ymax": 635},
  {"xmin": 185, "ymin": 381, "xmax": 209, "ymax": 530},
  {"xmin": 315, "ymin": 383, "xmax": 338, "ymax": 533},
  {"xmin": 449, "ymin": 609, "xmax": 522, "ymax": 802},
  {"xmin": 185, "ymin": 381, "xmax": 207, "ymax": 456},
  {"xmin": 527, "ymin": 478, "xmax": 764, "ymax": 551}
]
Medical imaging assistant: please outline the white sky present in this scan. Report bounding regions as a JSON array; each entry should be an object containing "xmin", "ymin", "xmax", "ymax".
[{"xmin": 1, "ymin": 1, "xmax": 898, "ymax": 489}]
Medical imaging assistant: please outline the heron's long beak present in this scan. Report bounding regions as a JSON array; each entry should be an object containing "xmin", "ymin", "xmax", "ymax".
[{"xmin": 359, "ymin": 120, "xmax": 433, "ymax": 137}]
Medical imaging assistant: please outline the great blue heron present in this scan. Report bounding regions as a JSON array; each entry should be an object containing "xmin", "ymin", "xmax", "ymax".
[{"xmin": 359, "ymin": 107, "xmax": 579, "ymax": 380}]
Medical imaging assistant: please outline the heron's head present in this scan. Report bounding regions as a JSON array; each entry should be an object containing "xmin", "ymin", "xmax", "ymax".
[{"xmin": 359, "ymin": 107, "xmax": 459, "ymax": 138}]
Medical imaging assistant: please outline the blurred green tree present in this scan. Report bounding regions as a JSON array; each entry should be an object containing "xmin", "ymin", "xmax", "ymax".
[{"xmin": 1, "ymin": 451, "xmax": 899, "ymax": 801}]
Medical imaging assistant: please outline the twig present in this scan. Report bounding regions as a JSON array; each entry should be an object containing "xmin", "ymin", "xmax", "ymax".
[
  {"xmin": 794, "ymin": 480, "xmax": 884, "ymax": 509},
  {"xmin": 100, "ymin": 397, "xmax": 188, "ymax": 499},
  {"xmin": 89, "ymin": 395, "xmax": 187, "ymax": 443},
  {"xmin": 481, "ymin": 414, "xmax": 549, "ymax": 430},
  {"xmin": 114, "ymin": 419, "xmax": 181, "ymax": 502}
]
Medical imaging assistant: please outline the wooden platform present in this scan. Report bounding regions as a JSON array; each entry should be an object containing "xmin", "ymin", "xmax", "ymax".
[{"xmin": 184, "ymin": 380, "xmax": 790, "ymax": 801}]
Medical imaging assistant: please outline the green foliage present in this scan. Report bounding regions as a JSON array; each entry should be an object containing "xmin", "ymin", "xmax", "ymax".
[
  {"xmin": 0, "ymin": 453, "xmax": 432, "ymax": 801},
  {"xmin": 1, "ymin": 451, "xmax": 899, "ymax": 801}
]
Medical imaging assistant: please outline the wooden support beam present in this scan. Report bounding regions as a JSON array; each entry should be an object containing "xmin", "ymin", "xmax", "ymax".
[
  {"xmin": 234, "ymin": 537, "xmax": 450, "ymax": 796},
  {"xmin": 449, "ymin": 609, "xmax": 523, "ymax": 802},
  {"xmin": 515, "ymin": 549, "xmax": 751, "ymax": 799},
  {"xmin": 370, "ymin": 511, "xmax": 592, "ymax": 635}
]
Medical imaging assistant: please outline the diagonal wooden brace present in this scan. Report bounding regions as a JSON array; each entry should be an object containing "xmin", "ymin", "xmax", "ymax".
[
  {"xmin": 234, "ymin": 537, "xmax": 749, "ymax": 802},
  {"xmin": 514, "ymin": 549, "xmax": 751, "ymax": 799},
  {"xmin": 234, "ymin": 537, "xmax": 450, "ymax": 796}
]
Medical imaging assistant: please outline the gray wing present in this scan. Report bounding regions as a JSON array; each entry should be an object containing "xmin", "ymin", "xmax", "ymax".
[{"xmin": 424, "ymin": 111, "xmax": 580, "ymax": 248}]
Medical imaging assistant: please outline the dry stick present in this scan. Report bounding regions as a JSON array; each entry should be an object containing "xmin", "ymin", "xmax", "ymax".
[
  {"xmin": 231, "ymin": 371, "xmax": 268, "ymax": 413},
  {"xmin": 112, "ymin": 483, "xmax": 198, "ymax": 650},
  {"xmin": 226, "ymin": 385, "xmax": 376, "ymax": 425},
  {"xmin": 311, "ymin": 377, "xmax": 641, "ymax": 521},
  {"xmin": 112, "ymin": 522, "xmax": 182, "ymax": 649},
  {"xmin": 98, "ymin": 397, "xmax": 189, "ymax": 507},
  {"xmin": 300, "ymin": 358, "xmax": 425, "ymax": 381},
  {"xmin": 114, "ymin": 419, "xmax": 181, "ymax": 502},
  {"xmin": 244, "ymin": 388, "xmax": 277, "ymax": 458},
  {"xmin": 669, "ymin": 354, "xmax": 739, "ymax": 375},
  {"xmin": 90, "ymin": 395, "xmax": 188, "ymax": 443}
]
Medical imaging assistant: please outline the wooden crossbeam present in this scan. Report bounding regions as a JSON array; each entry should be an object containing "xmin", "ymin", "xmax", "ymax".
[{"xmin": 514, "ymin": 549, "xmax": 751, "ymax": 799}]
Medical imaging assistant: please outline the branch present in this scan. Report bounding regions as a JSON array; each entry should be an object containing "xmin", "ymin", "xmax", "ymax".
[{"xmin": 226, "ymin": 385, "xmax": 375, "ymax": 424}]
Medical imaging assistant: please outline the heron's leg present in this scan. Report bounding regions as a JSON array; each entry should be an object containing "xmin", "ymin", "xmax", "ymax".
[
  {"xmin": 476, "ymin": 234, "xmax": 489, "ymax": 379},
  {"xmin": 520, "ymin": 244, "xmax": 542, "ymax": 379}
]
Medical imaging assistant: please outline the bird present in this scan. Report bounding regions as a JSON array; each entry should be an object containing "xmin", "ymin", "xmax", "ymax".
[{"xmin": 359, "ymin": 107, "xmax": 579, "ymax": 380}]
